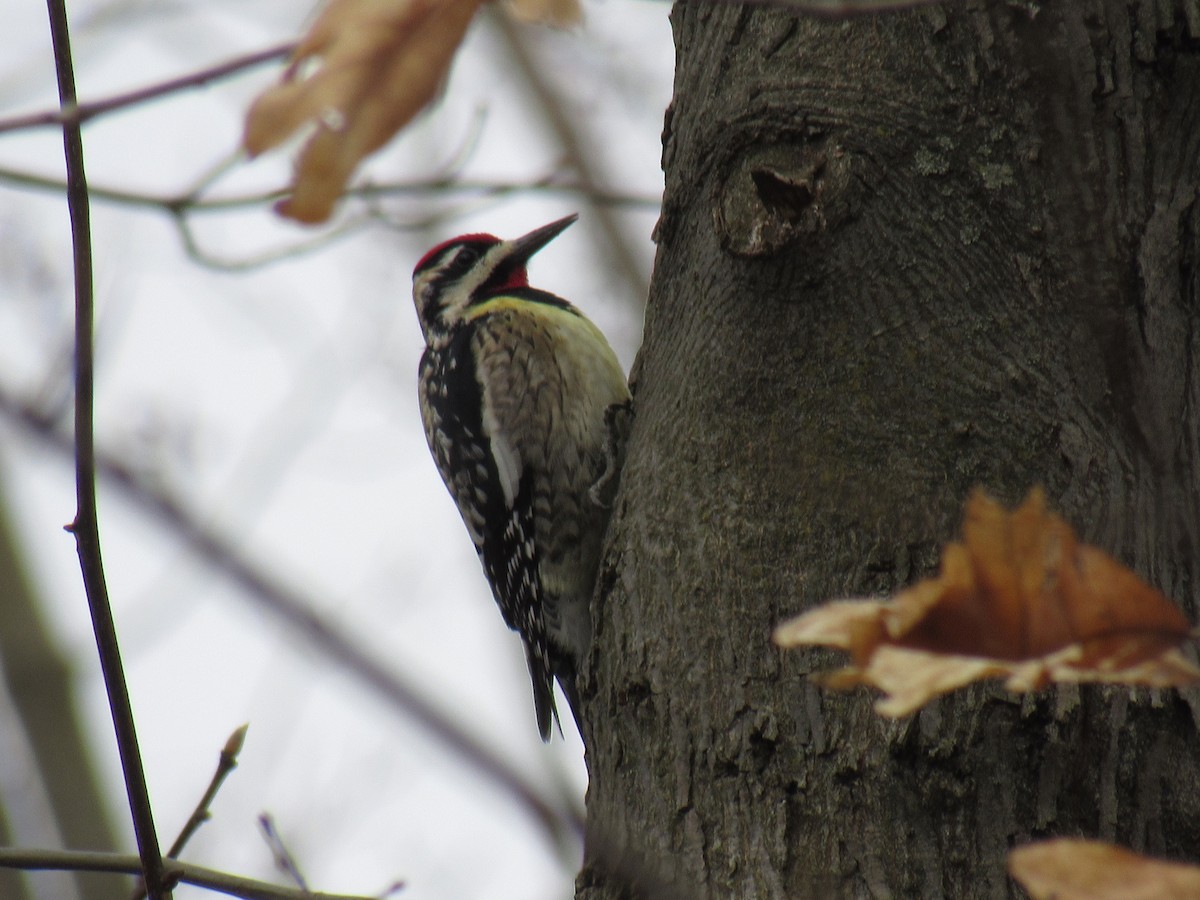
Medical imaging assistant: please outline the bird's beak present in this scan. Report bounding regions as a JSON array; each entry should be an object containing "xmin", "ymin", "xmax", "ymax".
[{"xmin": 505, "ymin": 214, "xmax": 578, "ymax": 267}]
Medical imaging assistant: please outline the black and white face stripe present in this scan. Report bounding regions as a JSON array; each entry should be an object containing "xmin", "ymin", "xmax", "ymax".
[
  {"xmin": 411, "ymin": 217, "xmax": 577, "ymax": 346},
  {"xmin": 422, "ymin": 239, "xmax": 493, "ymax": 283},
  {"xmin": 412, "ymin": 237, "xmax": 502, "ymax": 342}
]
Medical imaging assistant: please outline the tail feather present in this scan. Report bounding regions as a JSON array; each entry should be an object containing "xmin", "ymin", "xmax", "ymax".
[
  {"xmin": 524, "ymin": 646, "xmax": 587, "ymax": 742},
  {"xmin": 556, "ymin": 663, "xmax": 584, "ymax": 741},
  {"xmin": 525, "ymin": 646, "xmax": 559, "ymax": 741}
]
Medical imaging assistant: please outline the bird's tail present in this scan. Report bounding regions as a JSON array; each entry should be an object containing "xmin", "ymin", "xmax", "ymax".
[
  {"xmin": 556, "ymin": 662, "xmax": 584, "ymax": 742},
  {"xmin": 524, "ymin": 647, "xmax": 588, "ymax": 743},
  {"xmin": 525, "ymin": 646, "xmax": 558, "ymax": 742}
]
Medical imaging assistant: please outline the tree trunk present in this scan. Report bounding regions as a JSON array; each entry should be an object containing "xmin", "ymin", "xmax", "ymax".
[{"xmin": 580, "ymin": 1, "xmax": 1200, "ymax": 897}]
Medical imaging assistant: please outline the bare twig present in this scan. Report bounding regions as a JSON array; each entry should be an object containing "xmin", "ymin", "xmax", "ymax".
[
  {"xmin": 492, "ymin": 10, "xmax": 652, "ymax": 306},
  {"xmin": 0, "ymin": 42, "xmax": 294, "ymax": 135},
  {"xmin": 0, "ymin": 162, "xmax": 658, "ymax": 270},
  {"xmin": 170, "ymin": 724, "xmax": 249, "ymax": 858},
  {"xmin": 130, "ymin": 726, "xmax": 250, "ymax": 900},
  {"xmin": 45, "ymin": 2, "xmax": 167, "ymax": 897},
  {"xmin": 0, "ymin": 467, "xmax": 118, "ymax": 900},
  {"xmin": 0, "ymin": 164, "xmax": 661, "ymax": 214},
  {"xmin": 0, "ymin": 388, "xmax": 585, "ymax": 848},
  {"xmin": 257, "ymin": 815, "xmax": 309, "ymax": 892},
  {"xmin": 173, "ymin": 208, "xmax": 376, "ymax": 271},
  {"xmin": 0, "ymin": 848, "xmax": 377, "ymax": 900}
]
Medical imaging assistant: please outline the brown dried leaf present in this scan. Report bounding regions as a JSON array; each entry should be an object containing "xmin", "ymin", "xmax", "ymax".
[
  {"xmin": 503, "ymin": 0, "xmax": 582, "ymax": 25},
  {"xmin": 1009, "ymin": 839, "xmax": 1200, "ymax": 900},
  {"xmin": 774, "ymin": 488, "xmax": 1200, "ymax": 716},
  {"xmin": 774, "ymin": 599, "xmax": 888, "ymax": 666},
  {"xmin": 244, "ymin": 0, "xmax": 485, "ymax": 223},
  {"xmin": 832, "ymin": 646, "xmax": 1014, "ymax": 718}
]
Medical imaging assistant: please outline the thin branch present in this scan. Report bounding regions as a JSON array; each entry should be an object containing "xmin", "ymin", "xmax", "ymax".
[
  {"xmin": 0, "ymin": 388, "xmax": 584, "ymax": 848},
  {"xmin": 0, "ymin": 164, "xmax": 661, "ymax": 214},
  {"xmin": 0, "ymin": 849, "xmax": 377, "ymax": 900},
  {"xmin": 0, "ymin": 161, "xmax": 657, "ymax": 272},
  {"xmin": 46, "ymin": 2, "xmax": 167, "ymax": 898},
  {"xmin": 0, "ymin": 42, "xmax": 294, "ymax": 135},
  {"xmin": 0, "ymin": 161, "xmax": 658, "ymax": 270},
  {"xmin": 173, "ymin": 208, "xmax": 375, "ymax": 272},
  {"xmin": 130, "ymin": 725, "xmax": 250, "ymax": 900},
  {"xmin": 169, "ymin": 724, "xmax": 248, "ymax": 858},
  {"xmin": 257, "ymin": 815, "xmax": 309, "ymax": 892},
  {"xmin": 492, "ymin": 10, "xmax": 652, "ymax": 305}
]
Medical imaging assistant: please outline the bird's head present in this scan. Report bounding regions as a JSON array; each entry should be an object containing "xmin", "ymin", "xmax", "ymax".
[{"xmin": 412, "ymin": 214, "xmax": 577, "ymax": 343}]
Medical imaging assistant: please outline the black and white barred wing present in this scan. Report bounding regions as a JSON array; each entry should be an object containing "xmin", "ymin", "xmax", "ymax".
[{"xmin": 418, "ymin": 326, "xmax": 559, "ymax": 739}]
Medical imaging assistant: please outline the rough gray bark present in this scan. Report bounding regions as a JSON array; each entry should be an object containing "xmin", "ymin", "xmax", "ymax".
[{"xmin": 580, "ymin": 1, "xmax": 1200, "ymax": 897}]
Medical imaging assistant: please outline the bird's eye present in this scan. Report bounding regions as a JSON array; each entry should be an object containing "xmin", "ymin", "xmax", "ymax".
[{"xmin": 455, "ymin": 245, "xmax": 481, "ymax": 267}]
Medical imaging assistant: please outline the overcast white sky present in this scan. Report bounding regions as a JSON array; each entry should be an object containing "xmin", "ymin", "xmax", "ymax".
[{"xmin": 0, "ymin": 2, "xmax": 670, "ymax": 897}]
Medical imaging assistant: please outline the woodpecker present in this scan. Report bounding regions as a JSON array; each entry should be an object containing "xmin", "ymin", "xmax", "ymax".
[{"xmin": 412, "ymin": 214, "xmax": 632, "ymax": 740}]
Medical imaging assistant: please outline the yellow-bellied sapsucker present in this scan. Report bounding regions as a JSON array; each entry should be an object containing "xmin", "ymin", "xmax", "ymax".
[{"xmin": 412, "ymin": 214, "xmax": 631, "ymax": 740}]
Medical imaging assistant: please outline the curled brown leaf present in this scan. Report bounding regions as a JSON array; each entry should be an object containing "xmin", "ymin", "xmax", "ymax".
[
  {"xmin": 243, "ymin": 0, "xmax": 583, "ymax": 223},
  {"xmin": 244, "ymin": 0, "xmax": 484, "ymax": 223},
  {"xmin": 1009, "ymin": 838, "xmax": 1200, "ymax": 900},
  {"xmin": 504, "ymin": 0, "xmax": 582, "ymax": 25},
  {"xmin": 774, "ymin": 488, "xmax": 1200, "ymax": 716}
]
